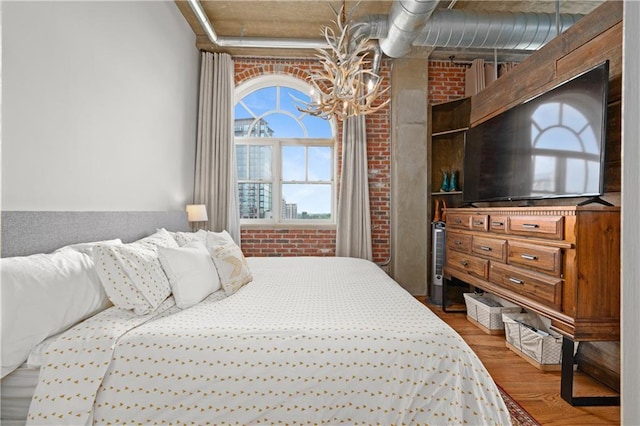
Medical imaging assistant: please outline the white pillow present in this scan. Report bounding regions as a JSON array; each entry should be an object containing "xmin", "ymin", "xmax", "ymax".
[
  {"xmin": 95, "ymin": 242, "xmax": 171, "ymax": 315},
  {"xmin": 135, "ymin": 228, "xmax": 180, "ymax": 250},
  {"xmin": 1, "ymin": 248, "xmax": 111, "ymax": 378},
  {"xmin": 158, "ymin": 241, "xmax": 221, "ymax": 309},
  {"xmin": 209, "ymin": 242, "xmax": 253, "ymax": 296},
  {"xmin": 55, "ymin": 239, "xmax": 122, "ymax": 255},
  {"xmin": 205, "ymin": 230, "xmax": 236, "ymax": 250},
  {"xmin": 170, "ymin": 229, "xmax": 207, "ymax": 247}
]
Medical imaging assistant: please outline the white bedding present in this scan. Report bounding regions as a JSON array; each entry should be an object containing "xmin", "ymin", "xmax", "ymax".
[{"xmin": 27, "ymin": 257, "xmax": 510, "ymax": 425}]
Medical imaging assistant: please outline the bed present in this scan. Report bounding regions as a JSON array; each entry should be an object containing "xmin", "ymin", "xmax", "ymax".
[{"xmin": 1, "ymin": 211, "xmax": 511, "ymax": 425}]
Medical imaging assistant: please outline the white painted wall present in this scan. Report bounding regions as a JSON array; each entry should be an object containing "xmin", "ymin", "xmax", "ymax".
[
  {"xmin": 1, "ymin": 1, "xmax": 199, "ymax": 211},
  {"xmin": 622, "ymin": 1, "xmax": 639, "ymax": 422}
]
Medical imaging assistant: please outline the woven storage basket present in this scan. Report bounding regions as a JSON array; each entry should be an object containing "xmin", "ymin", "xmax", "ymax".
[
  {"xmin": 502, "ymin": 312, "xmax": 563, "ymax": 365},
  {"xmin": 463, "ymin": 293, "xmax": 521, "ymax": 331}
]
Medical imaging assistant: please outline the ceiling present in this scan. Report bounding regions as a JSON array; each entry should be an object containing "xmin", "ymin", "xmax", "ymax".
[{"xmin": 175, "ymin": 0, "xmax": 604, "ymax": 61}]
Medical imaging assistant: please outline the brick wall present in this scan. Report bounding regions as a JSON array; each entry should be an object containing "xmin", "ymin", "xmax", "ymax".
[
  {"xmin": 234, "ymin": 57, "xmax": 391, "ymax": 264},
  {"xmin": 428, "ymin": 60, "xmax": 469, "ymax": 103}
]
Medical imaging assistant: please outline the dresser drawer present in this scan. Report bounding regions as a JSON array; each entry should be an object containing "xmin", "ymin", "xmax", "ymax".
[
  {"xmin": 447, "ymin": 213, "xmax": 471, "ymax": 230},
  {"xmin": 447, "ymin": 231, "xmax": 472, "ymax": 254},
  {"xmin": 470, "ymin": 215, "xmax": 489, "ymax": 232},
  {"xmin": 472, "ymin": 235, "xmax": 507, "ymax": 262},
  {"xmin": 508, "ymin": 241, "xmax": 562, "ymax": 276},
  {"xmin": 446, "ymin": 249, "xmax": 489, "ymax": 280},
  {"xmin": 490, "ymin": 263, "xmax": 562, "ymax": 310},
  {"xmin": 489, "ymin": 215, "xmax": 508, "ymax": 233},
  {"xmin": 508, "ymin": 215, "xmax": 564, "ymax": 240}
]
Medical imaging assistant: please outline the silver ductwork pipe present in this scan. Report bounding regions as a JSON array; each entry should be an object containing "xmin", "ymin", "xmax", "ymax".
[
  {"xmin": 413, "ymin": 9, "xmax": 583, "ymax": 50},
  {"xmin": 379, "ymin": 0, "xmax": 439, "ymax": 58},
  {"xmin": 351, "ymin": 15, "xmax": 388, "ymax": 75},
  {"xmin": 188, "ymin": 0, "xmax": 583, "ymax": 57}
]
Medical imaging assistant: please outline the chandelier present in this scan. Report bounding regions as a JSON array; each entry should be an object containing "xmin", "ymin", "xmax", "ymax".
[{"xmin": 295, "ymin": 5, "xmax": 389, "ymax": 121}]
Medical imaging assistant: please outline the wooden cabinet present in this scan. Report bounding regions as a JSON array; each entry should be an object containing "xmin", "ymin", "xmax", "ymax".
[
  {"xmin": 444, "ymin": 205, "xmax": 620, "ymax": 342},
  {"xmin": 428, "ymin": 97, "xmax": 470, "ymax": 210},
  {"xmin": 427, "ymin": 98, "xmax": 471, "ymax": 304}
]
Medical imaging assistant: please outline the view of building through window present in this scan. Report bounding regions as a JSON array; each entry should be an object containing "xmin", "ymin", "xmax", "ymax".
[{"xmin": 234, "ymin": 77, "xmax": 335, "ymax": 222}]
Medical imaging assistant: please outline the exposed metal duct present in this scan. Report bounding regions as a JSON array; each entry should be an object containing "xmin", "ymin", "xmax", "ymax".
[
  {"xmin": 351, "ymin": 15, "xmax": 388, "ymax": 76},
  {"xmin": 413, "ymin": 9, "xmax": 583, "ymax": 50},
  {"xmin": 379, "ymin": 0, "xmax": 440, "ymax": 58},
  {"xmin": 187, "ymin": 0, "xmax": 583, "ymax": 57}
]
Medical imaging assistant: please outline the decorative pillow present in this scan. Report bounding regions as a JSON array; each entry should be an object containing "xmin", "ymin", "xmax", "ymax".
[
  {"xmin": 170, "ymin": 229, "xmax": 207, "ymax": 247},
  {"xmin": 158, "ymin": 241, "xmax": 221, "ymax": 309},
  {"xmin": 135, "ymin": 228, "xmax": 180, "ymax": 251},
  {"xmin": 55, "ymin": 239, "xmax": 122, "ymax": 255},
  {"xmin": 1, "ymin": 248, "xmax": 112, "ymax": 378},
  {"xmin": 205, "ymin": 230, "xmax": 236, "ymax": 250},
  {"xmin": 209, "ymin": 242, "xmax": 253, "ymax": 296},
  {"xmin": 95, "ymin": 242, "xmax": 171, "ymax": 315}
]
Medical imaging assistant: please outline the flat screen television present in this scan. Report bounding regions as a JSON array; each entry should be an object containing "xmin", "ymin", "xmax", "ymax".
[{"xmin": 463, "ymin": 61, "xmax": 609, "ymax": 204}]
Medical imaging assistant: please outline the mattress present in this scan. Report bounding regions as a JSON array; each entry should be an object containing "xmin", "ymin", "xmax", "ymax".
[
  {"xmin": 26, "ymin": 257, "xmax": 511, "ymax": 424},
  {"xmin": 1, "ymin": 364, "xmax": 39, "ymax": 424}
]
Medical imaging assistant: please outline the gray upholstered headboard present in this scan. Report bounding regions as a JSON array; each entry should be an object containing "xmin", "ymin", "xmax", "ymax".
[{"xmin": 1, "ymin": 211, "xmax": 189, "ymax": 258}]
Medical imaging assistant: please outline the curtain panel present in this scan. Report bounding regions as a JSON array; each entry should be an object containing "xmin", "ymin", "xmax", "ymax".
[
  {"xmin": 335, "ymin": 114, "xmax": 373, "ymax": 260},
  {"xmin": 194, "ymin": 52, "xmax": 241, "ymax": 244}
]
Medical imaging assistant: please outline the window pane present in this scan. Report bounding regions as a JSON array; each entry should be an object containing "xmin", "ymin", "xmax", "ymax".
[
  {"xmin": 238, "ymin": 183, "xmax": 273, "ymax": 219},
  {"xmin": 282, "ymin": 184, "xmax": 332, "ymax": 219},
  {"xmin": 249, "ymin": 145, "xmax": 272, "ymax": 180},
  {"xmin": 282, "ymin": 146, "xmax": 305, "ymax": 181},
  {"xmin": 265, "ymin": 113, "xmax": 304, "ymax": 138},
  {"xmin": 302, "ymin": 115, "xmax": 332, "ymax": 138},
  {"xmin": 241, "ymin": 87, "xmax": 276, "ymax": 117},
  {"xmin": 280, "ymin": 87, "xmax": 310, "ymax": 115},
  {"xmin": 308, "ymin": 146, "xmax": 331, "ymax": 181},
  {"xmin": 234, "ymin": 103, "xmax": 252, "ymax": 120},
  {"xmin": 236, "ymin": 145, "xmax": 248, "ymax": 180}
]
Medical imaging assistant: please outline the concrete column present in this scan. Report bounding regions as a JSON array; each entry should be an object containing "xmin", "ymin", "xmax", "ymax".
[{"xmin": 389, "ymin": 57, "xmax": 429, "ymax": 295}]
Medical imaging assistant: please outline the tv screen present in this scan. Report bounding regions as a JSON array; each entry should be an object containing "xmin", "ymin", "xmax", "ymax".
[{"xmin": 463, "ymin": 61, "xmax": 609, "ymax": 203}]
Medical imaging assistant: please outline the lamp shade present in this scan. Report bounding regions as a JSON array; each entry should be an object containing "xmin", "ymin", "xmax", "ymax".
[{"xmin": 186, "ymin": 204, "xmax": 208, "ymax": 222}]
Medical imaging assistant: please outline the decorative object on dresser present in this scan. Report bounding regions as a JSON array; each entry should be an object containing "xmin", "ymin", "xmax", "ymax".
[{"xmin": 444, "ymin": 205, "xmax": 620, "ymax": 406}]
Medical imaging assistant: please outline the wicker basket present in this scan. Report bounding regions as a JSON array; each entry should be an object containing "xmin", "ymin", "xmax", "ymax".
[
  {"xmin": 463, "ymin": 293, "xmax": 521, "ymax": 333},
  {"xmin": 502, "ymin": 312, "xmax": 563, "ymax": 368}
]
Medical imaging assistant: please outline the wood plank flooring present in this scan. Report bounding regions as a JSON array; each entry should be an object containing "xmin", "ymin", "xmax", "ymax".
[{"xmin": 417, "ymin": 298, "xmax": 620, "ymax": 425}]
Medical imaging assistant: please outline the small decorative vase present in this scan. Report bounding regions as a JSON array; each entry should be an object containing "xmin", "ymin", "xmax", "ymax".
[
  {"xmin": 448, "ymin": 170, "xmax": 457, "ymax": 192},
  {"xmin": 440, "ymin": 170, "xmax": 449, "ymax": 192}
]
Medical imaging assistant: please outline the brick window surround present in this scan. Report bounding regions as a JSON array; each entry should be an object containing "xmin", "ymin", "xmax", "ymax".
[{"xmin": 233, "ymin": 58, "xmax": 467, "ymax": 264}]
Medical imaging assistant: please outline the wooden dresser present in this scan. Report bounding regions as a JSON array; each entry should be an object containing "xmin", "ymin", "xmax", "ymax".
[{"xmin": 444, "ymin": 205, "xmax": 620, "ymax": 342}]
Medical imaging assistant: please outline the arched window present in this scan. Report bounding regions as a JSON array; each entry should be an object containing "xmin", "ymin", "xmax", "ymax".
[{"xmin": 234, "ymin": 75, "xmax": 337, "ymax": 223}]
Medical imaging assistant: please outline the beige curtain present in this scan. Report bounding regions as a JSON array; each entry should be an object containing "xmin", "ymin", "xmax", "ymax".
[
  {"xmin": 465, "ymin": 58, "xmax": 486, "ymax": 97},
  {"xmin": 194, "ymin": 52, "xmax": 240, "ymax": 244},
  {"xmin": 335, "ymin": 114, "xmax": 373, "ymax": 260}
]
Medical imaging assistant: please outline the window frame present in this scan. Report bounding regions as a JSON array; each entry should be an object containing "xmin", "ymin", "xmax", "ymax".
[{"xmin": 234, "ymin": 75, "xmax": 337, "ymax": 226}]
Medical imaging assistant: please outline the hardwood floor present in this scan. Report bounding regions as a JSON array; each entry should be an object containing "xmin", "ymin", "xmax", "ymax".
[{"xmin": 417, "ymin": 298, "xmax": 620, "ymax": 425}]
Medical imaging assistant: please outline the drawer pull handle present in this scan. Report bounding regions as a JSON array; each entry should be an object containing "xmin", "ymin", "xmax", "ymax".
[
  {"xmin": 480, "ymin": 246, "xmax": 492, "ymax": 251},
  {"xmin": 509, "ymin": 277, "xmax": 525, "ymax": 285},
  {"xmin": 521, "ymin": 254, "xmax": 538, "ymax": 261},
  {"xmin": 460, "ymin": 260, "xmax": 469, "ymax": 267},
  {"xmin": 492, "ymin": 221, "xmax": 504, "ymax": 227},
  {"xmin": 522, "ymin": 223, "xmax": 540, "ymax": 229},
  {"xmin": 473, "ymin": 220, "xmax": 484, "ymax": 226},
  {"xmin": 454, "ymin": 240, "xmax": 462, "ymax": 245},
  {"xmin": 455, "ymin": 219, "xmax": 462, "ymax": 224}
]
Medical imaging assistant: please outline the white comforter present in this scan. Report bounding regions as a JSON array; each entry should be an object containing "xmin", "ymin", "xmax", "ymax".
[{"xmin": 28, "ymin": 257, "xmax": 510, "ymax": 425}]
